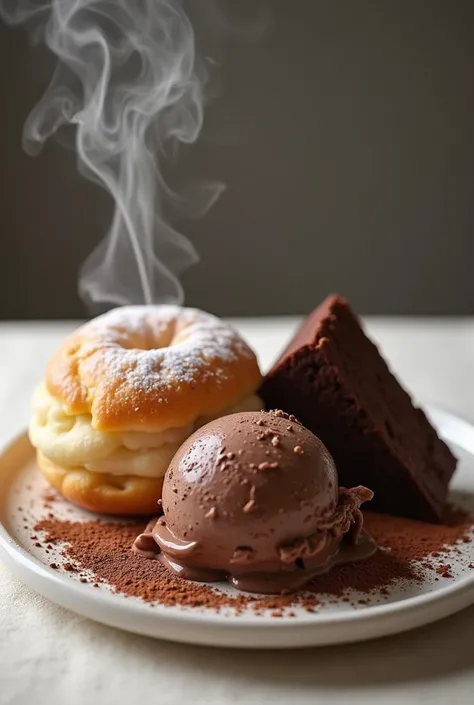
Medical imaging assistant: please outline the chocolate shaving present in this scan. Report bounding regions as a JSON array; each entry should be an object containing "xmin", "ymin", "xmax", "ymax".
[{"xmin": 243, "ymin": 499, "xmax": 257, "ymax": 513}]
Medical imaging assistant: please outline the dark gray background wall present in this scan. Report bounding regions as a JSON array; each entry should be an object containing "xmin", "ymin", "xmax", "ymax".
[{"xmin": 1, "ymin": 1, "xmax": 473, "ymax": 319}]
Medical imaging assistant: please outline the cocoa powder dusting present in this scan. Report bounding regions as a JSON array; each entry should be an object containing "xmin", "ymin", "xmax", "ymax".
[
  {"xmin": 33, "ymin": 508, "xmax": 474, "ymax": 615},
  {"xmin": 34, "ymin": 519, "xmax": 256, "ymax": 612},
  {"xmin": 363, "ymin": 508, "xmax": 473, "ymax": 559}
]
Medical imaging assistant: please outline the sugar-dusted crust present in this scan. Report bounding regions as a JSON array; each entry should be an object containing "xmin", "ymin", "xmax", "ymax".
[
  {"xmin": 37, "ymin": 452, "xmax": 164, "ymax": 515},
  {"xmin": 44, "ymin": 306, "xmax": 262, "ymax": 433}
]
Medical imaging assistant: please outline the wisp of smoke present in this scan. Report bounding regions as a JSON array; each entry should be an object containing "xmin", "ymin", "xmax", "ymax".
[{"xmin": 0, "ymin": 0, "xmax": 224, "ymax": 310}]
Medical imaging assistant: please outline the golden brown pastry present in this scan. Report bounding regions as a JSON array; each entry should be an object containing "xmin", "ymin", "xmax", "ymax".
[{"xmin": 29, "ymin": 306, "xmax": 263, "ymax": 514}]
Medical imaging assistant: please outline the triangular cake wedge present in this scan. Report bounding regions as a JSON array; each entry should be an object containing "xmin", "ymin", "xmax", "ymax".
[{"xmin": 260, "ymin": 294, "xmax": 456, "ymax": 522}]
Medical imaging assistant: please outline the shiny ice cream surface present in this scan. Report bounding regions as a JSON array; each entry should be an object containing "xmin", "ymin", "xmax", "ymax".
[{"xmin": 134, "ymin": 410, "xmax": 376, "ymax": 593}]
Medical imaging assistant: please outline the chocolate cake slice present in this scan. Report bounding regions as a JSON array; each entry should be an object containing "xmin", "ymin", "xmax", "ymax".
[{"xmin": 260, "ymin": 295, "xmax": 456, "ymax": 523}]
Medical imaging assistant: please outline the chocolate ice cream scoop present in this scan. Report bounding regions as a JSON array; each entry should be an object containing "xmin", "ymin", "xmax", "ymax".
[{"xmin": 134, "ymin": 410, "xmax": 376, "ymax": 593}]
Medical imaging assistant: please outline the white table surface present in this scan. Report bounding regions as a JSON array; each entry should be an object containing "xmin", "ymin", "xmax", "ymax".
[{"xmin": 1, "ymin": 317, "xmax": 474, "ymax": 705}]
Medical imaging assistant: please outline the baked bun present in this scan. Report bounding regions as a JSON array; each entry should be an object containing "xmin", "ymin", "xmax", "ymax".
[{"xmin": 29, "ymin": 306, "xmax": 263, "ymax": 514}]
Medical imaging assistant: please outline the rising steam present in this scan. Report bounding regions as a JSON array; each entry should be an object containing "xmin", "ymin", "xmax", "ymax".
[{"xmin": 0, "ymin": 0, "xmax": 223, "ymax": 309}]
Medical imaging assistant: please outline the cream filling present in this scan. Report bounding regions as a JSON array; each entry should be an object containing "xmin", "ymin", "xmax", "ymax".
[{"xmin": 29, "ymin": 384, "xmax": 262, "ymax": 478}]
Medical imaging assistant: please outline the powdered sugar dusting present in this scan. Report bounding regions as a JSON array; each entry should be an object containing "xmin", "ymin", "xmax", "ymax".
[{"xmin": 78, "ymin": 306, "xmax": 258, "ymax": 405}]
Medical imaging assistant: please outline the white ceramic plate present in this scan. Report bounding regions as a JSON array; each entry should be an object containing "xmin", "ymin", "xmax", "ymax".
[{"xmin": 1, "ymin": 406, "xmax": 474, "ymax": 649}]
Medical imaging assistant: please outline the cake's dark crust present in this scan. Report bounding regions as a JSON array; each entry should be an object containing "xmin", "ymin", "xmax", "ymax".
[{"xmin": 260, "ymin": 295, "xmax": 457, "ymax": 523}]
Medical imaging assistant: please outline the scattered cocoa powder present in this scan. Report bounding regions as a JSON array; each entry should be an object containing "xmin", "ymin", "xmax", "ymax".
[
  {"xmin": 436, "ymin": 564, "xmax": 453, "ymax": 578},
  {"xmin": 34, "ymin": 519, "xmax": 257, "ymax": 613},
  {"xmin": 32, "ymin": 508, "xmax": 474, "ymax": 615},
  {"xmin": 311, "ymin": 543, "xmax": 420, "ymax": 597},
  {"xmin": 363, "ymin": 509, "xmax": 473, "ymax": 559},
  {"xmin": 361, "ymin": 508, "xmax": 474, "ymax": 583},
  {"xmin": 42, "ymin": 492, "xmax": 57, "ymax": 509},
  {"xmin": 252, "ymin": 594, "xmax": 309, "ymax": 614}
]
